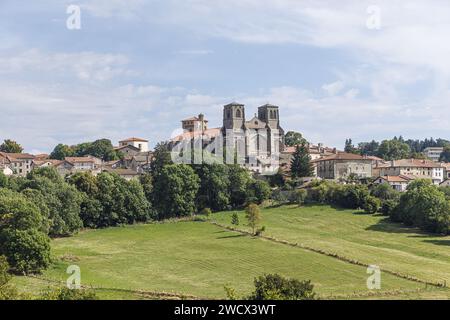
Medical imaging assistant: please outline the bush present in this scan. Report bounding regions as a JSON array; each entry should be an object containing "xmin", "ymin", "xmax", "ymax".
[
  {"xmin": 362, "ymin": 196, "xmax": 381, "ymax": 214},
  {"xmin": 248, "ymin": 274, "xmax": 316, "ymax": 300},
  {"xmin": 40, "ymin": 287, "xmax": 97, "ymax": 300},
  {"xmin": 200, "ymin": 208, "xmax": 212, "ymax": 217},
  {"xmin": 231, "ymin": 212, "xmax": 240, "ymax": 226},
  {"xmin": 380, "ymin": 199, "xmax": 398, "ymax": 216},
  {"xmin": 291, "ymin": 189, "xmax": 307, "ymax": 206}
]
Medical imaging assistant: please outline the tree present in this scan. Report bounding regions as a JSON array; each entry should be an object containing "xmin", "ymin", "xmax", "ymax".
[
  {"xmin": 344, "ymin": 139, "xmax": 357, "ymax": 154},
  {"xmin": 24, "ymin": 167, "xmax": 83, "ymax": 236},
  {"xmin": 247, "ymin": 180, "xmax": 271, "ymax": 205},
  {"xmin": 49, "ymin": 144, "xmax": 74, "ymax": 160},
  {"xmin": 284, "ymin": 131, "xmax": 307, "ymax": 147},
  {"xmin": 371, "ymin": 183, "xmax": 400, "ymax": 201},
  {"xmin": 248, "ymin": 274, "xmax": 316, "ymax": 300},
  {"xmin": 358, "ymin": 140, "xmax": 379, "ymax": 156},
  {"xmin": 139, "ymin": 173, "xmax": 153, "ymax": 204},
  {"xmin": 393, "ymin": 180, "xmax": 450, "ymax": 234},
  {"xmin": 85, "ymin": 139, "xmax": 119, "ymax": 161},
  {"xmin": 152, "ymin": 164, "xmax": 200, "ymax": 219},
  {"xmin": 228, "ymin": 165, "xmax": 252, "ymax": 208},
  {"xmin": 150, "ymin": 142, "xmax": 173, "ymax": 177},
  {"xmin": 195, "ymin": 164, "xmax": 230, "ymax": 211},
  {"xmin": 245, "ymin": 203, "xmax": 261, "ymax": 235},
  {"xmin": 0, "ymin": 190, "xmax": 51, "ymax": 273},
  {"xmin": 377, "ymin": 139, "xmax": 410, "ymax": 160},
  {"xmin": 290, "ymin": 143, "xmax": 313, "ymax": 178},
  {"xmin": 0, "ymin": 140, "xmax": 23, "ymax": 154},
  {"xmin": 231, "ymin": 212, "xmax": 240, "ymax": 226}
]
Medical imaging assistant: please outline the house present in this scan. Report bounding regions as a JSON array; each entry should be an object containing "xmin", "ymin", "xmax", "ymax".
[
  {"xmin": 376, "ymin": 159, "xmax": 444, "ymax": 185},
  {"xmin": 373, "ymin": 175, "xmax": 414, "ymax": 192},
  {"xmin": 33, "ymin": 159, "xmax": 63, "ymax": 169},
  {"xmin": 118, "ymin": 137, "xmax": 149, "ymax": 152},
  {"xmin": 115, "ymin": 144, "xmax": 141, "ymax": 157},
  {"xmin": 312, "ymin": 152, "xmax": 373, "ymax": 181},
  {"xmin": 441, "ymin": 163, "xmax": 450, "ymax": 180},
  {"xmin": 423, "ymin": 147, "xmax": 444, "ymax": 162},
  {"xmin": 0, "ymin": 152, "xmax": 35, "ymax": 176}
]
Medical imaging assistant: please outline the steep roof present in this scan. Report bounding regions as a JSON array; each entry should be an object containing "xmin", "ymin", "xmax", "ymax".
[{"xmin": 0, "ymin": 152, "xmax": 35, "ymax": 160}]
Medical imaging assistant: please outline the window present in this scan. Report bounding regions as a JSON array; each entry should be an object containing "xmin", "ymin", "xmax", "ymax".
[
  {"xmin": 227, "ymin": 110, "xmax": 231, "ymax": 119},
  {"xmin": 236, "ymin": 109, "xmax": 241, "ymax": 118}
]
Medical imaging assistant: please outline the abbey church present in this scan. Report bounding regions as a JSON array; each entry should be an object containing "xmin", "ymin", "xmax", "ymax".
[{"xmin": 171, "ymin": 102, "xmax": 285, "ymax": 174}]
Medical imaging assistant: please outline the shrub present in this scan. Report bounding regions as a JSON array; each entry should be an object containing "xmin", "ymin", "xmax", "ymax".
[
  {"xmin": 248, "ymin": 274, "xmax": 316, "ymax": 300},
  {"xmin": 381, "ymin": 199, "xmax": 399, "ymax": 216},
  {"xmin": 40, "ymin": 287, "xmax": 97, "ymax": 300},
  {"xmin": 362, "ymin": 196, "xmax": 381, "ymax": 214},
  {"xmin": 231, "ymin": 212, "xmax": 240, "ymax": 226},
  {"xmin": 200, "ymin": 208, "xmax": 212, "ymax": 218},
  {"xmin": 292, "ymin": 189, "xmax": 307, "ymax": 206}
]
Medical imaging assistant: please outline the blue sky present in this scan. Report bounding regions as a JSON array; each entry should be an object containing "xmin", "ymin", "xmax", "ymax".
[{"xmin": 0, "ymin": 0, "xmax": 449, "ymax": 153}]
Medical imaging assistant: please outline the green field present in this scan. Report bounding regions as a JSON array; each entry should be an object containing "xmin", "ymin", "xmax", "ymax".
[{"xmin": 13, "ymin": 205, "xmax": 450, "ymax": 299}]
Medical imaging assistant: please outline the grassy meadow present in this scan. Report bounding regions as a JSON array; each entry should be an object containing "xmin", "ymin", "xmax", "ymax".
[{"xmin": 12, "ymin": 205, "xmax": 450, "ymax": 299}]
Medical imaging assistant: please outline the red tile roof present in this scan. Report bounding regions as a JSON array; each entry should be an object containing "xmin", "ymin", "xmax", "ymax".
[{"xmin": 119, "ymin": 137, "xmax": 148, "ymax": 143}]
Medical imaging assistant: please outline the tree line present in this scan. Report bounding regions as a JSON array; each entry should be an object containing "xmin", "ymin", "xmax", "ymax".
[
  {"xmin": 344, "ymin": 136, "xmax": 450, "ymax": 161},
  {"xmin": 0, "ymin": 142, "xmax": 271, "ymax": 274}
]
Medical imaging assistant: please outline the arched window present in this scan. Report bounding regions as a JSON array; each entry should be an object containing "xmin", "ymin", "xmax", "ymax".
[
  {"xmin": 227, "ymin": 110, "xmax": 231, "ymax": 119},
  {"xmin": 270, "ymin": 110, "xmax": 274, "ymax": 119},
  {"xmin": 236, "ymin": 109, "xmax": 241, "ymax": 118}
]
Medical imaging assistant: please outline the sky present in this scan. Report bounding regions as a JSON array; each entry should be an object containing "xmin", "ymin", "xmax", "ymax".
[{"xmin": 0, "ymin": 0, "xmax": 449, "ymax": 153}]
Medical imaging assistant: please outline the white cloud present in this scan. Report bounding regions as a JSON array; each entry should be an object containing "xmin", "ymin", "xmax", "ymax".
[
  {"xmin": 0, "ymin": 49, "xmax": 134, "ymax": 82},
  {"xmin": 322, "ymin": 81, "xmax": 345, "ymax": 96}
]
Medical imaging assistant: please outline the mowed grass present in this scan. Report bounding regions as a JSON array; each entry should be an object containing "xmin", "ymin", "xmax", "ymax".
[
  {"xmin": 12, "ymin": 219, "xmax": 434, "ymax": 299},
  {"xmin": 214, "ymin": 204, "xmax": 450, "ymax": 288}
]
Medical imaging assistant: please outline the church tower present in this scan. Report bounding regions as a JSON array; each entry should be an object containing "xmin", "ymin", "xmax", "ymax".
[
  {"xmin": 223, "ymin": 102, "xmax": 245, "ymax": 130},
  {"xmin": 258, "ymin": 104, "xmax": 280, "ymax": 129}
]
